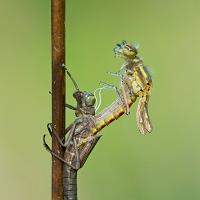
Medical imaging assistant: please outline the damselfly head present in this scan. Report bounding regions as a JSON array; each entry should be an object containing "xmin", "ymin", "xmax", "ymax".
[{"xmin": 114, "ymin": 40, "xmax": 138, "ymax": 60}]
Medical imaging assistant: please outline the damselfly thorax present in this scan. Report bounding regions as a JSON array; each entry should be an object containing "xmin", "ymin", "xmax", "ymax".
[{"xmin": 128, "ymin": 59, "xmax": 152, "ymax": 97}]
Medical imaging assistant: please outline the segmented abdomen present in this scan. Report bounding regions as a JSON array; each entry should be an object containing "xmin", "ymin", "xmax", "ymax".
[
  {"xmin": 92, "ymin": 95, "xmax": 137, "ymax": 134},
  {"xmin": 63, "ymin": 164, "xmax": 77, "ymax": 200}
]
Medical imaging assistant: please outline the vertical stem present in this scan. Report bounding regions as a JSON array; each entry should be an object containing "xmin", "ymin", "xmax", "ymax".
[{"xmin": 51, "ymin": 0, "xmax": 65, "ymax": 200}]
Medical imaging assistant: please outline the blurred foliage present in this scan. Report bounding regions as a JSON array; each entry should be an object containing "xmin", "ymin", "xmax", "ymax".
[{"xmin": 1, "ymin": 0, "xmax": 200, "ymax": 200}]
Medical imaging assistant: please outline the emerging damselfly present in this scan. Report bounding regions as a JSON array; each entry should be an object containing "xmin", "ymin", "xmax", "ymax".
[{"xmin": 43, "ymin": 41, "xmax": 153, "ymax": 200}]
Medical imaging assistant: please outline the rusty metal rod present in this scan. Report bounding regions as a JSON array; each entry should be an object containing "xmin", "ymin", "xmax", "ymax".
[{"xmin": 51, "ymin": 0, "xmax": 65, "ymax": 200}]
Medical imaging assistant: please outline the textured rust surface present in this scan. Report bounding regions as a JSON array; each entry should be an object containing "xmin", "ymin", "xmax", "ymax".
[{"xmin": 51, "ymin": 0, "xmax": 65, "ymax": 200}]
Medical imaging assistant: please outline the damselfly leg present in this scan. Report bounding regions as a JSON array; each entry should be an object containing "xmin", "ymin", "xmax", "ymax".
[
  {"xmin": 108, "ymin": 71, "xmax": 122, "ymax": 77},
  {"xmin": 121, "ymin": 80, "xmax": 130, "ymax": 115},
  {"xmin": 100, "ymin": 82, "xmax": 121, "ymax": 98},
  {"xmin": 99, "ymin": 81, "xmax": 130, "ymax": 115},
  {"xmin": 108, "ymin": 65, "xmax": 125, "ymax": 78},
  {"xmin": 108, "ymin": 70, "xmax": 131, "ymax": 115}
]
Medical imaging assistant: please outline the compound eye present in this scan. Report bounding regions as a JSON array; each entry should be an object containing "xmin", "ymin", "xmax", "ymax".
[
  {"xmin": 73, "ymin": 91, "xmax": 84, "ymax": 102},
  {"xmin": 85, "ymin": 94, "xmax": 96, "ymax": 107},
  {"xmin": 125, "ymin": 45, "xmax": 131, "ymax": 51},
  {"xmin": 124, "ymin": 45, "xmax": 137, "ymax": 56}
]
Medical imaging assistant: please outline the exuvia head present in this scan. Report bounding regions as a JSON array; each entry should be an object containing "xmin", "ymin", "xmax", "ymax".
[
  {"xmin": 113, "ymin": 40, "xmax": 138, "ymax": 60},
  {"xmin": 64, "ymin": 67, "xmax": 96, "ymax": 115},
  {"xmin": 73, "ymin": 91, "xmax": 96, "ymax": 107},
  {"xmin": 73, "ymin": 90, "xmax": 96, "ymax": 116},
  {"xmin": 83, "ymin": 91, "xmax": 96, "ymax": 107}
]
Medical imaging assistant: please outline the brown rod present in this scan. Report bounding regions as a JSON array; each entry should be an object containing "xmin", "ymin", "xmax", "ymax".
[{"xmin": 51, "ymin": 0, "xmax": 65, "ymax": 200}]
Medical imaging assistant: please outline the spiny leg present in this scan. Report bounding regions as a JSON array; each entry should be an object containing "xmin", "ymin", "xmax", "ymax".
[
  {"xmin": 61, "ymin": 64, "xmax": 80, "ymax": 91},
  {"xmin": 65, "ymin": 103, "xmax": 76, "ymax": 110},
  {"xmin": 49, "ymin": 91, "xmax": 76, "ymax": 111},
  {"xmin": 47, "ymin": 123, "xmax": 73, "ymax": 147},
  {"xmin": 63, "ymin": 123, "xmax": 76, "ymax": 148},
  {"xmin": 47, "ymin": 123, "xmax": 53, "ymax": 137},
  {"xmin": 43, "ymin": 134, "xmax": 66, "ymax": 162},
  {"xmin": 47, "ymin": 123, "xmax": 64, "ymax": 146},
  {"xmin": 43, "ymin": 135, "xmax": 78, "ymax": 170}
]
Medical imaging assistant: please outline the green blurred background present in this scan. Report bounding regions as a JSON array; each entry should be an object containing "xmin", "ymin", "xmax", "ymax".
[{"xmin": 1, "ymin": 0, "xmax": 200, "ymax": 199}]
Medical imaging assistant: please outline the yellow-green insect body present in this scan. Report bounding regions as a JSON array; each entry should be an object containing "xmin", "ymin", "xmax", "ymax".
[
  {"xmin": 131, "ymin": 63, "xmax": 152, "ymax": 97},
  {"xmin": 132, "ymin": 63, "xmax": 152, "ymax": 133},
  {"xmin": 114, "ymin": 40, "xmax": 153, "ymax": 134}
]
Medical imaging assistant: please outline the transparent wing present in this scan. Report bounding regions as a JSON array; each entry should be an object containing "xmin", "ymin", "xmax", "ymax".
[
  {"xmin": 132, "ymin": 41, "xmax": 140, "ymax": 49},
  {"xmin": 136, "ymin": 95, "xmax": 152, "ymax": 134}
]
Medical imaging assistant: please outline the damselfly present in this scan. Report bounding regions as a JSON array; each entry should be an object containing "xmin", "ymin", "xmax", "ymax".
[
  {"xmin": 43, "ymin": 41, "xmax": 153, "ymax": 199},
  {"xmin": 100, "ymin": 40, "xmax": 153, "ymax": 134}
]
